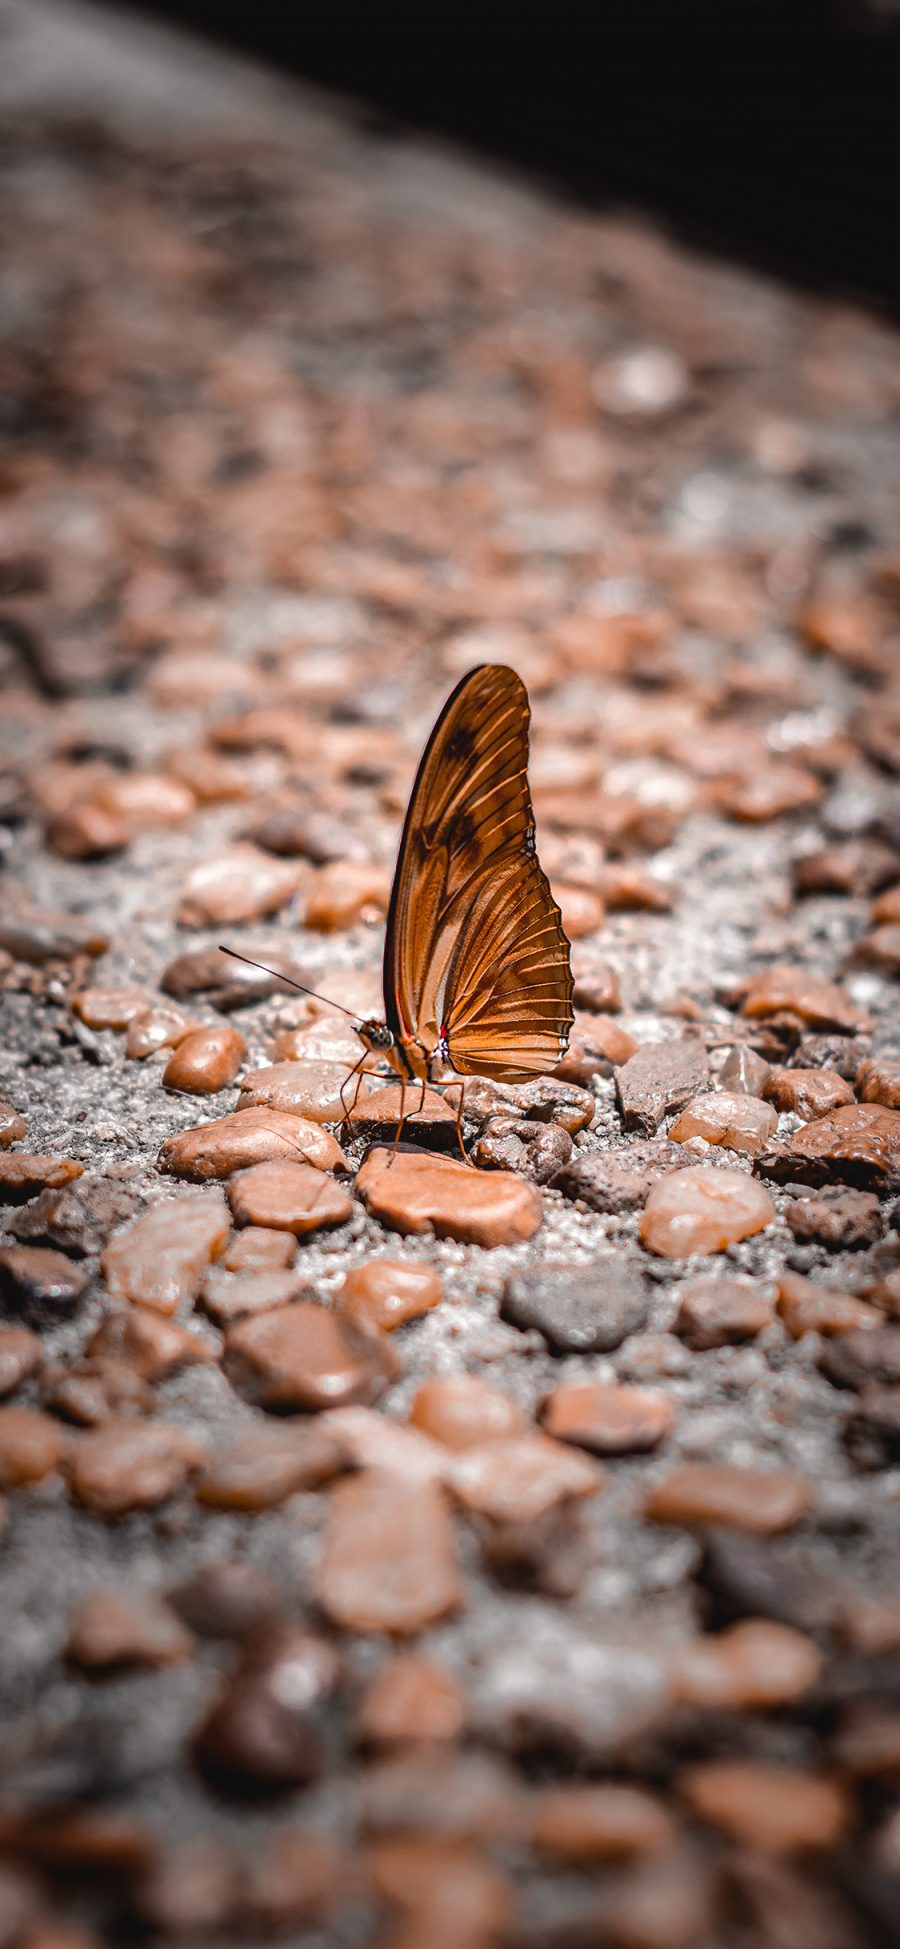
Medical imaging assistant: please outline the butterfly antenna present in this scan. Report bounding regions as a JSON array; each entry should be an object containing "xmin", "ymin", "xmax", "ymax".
[{"xmin": 217, "ymin": 946, "xmax": 363, "ymax": 1023}]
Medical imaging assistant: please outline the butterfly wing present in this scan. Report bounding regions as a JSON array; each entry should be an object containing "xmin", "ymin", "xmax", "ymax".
[{"xmin": 383, "ymin": 663, "xmax": 573, "ymax": 1081}]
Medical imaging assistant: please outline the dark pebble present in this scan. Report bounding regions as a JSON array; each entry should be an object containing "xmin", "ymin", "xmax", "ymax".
[
  {"xmin": 552, "ymin": 1140, "xmax": 692, "ymax": 1214},
  {"xmin": 785, "ymin": 1186, "xmax": 883, "ymax": 1251},
  {"xmin": 572, "ymin": 965, "xmax": 621, "ymax": 1013},
  {"xmin": 160, "ymin": 946, "xmax": 311, "ymax": 1013},
  {"xmin": 820, "ymin": 1327, "xmax": 900, "ymax": 1391},
  {"xmin": 246, "ymin": 804, "xmax": 368, "ymax": 863},
  {"xmin": 615, "ymin": 1040, "xmax": 709, "ymax": 1135},
  {"xmin": 194, "ymin": 1627, "xmax": 340, "ymax": 1790},
  {"xmin": 791, "ymin": 1034, "xmax": 870, "ymax": 1081},
  {"xmin": 472, "ymin": 1120, "xmax": 573, "ymax": 1183},
  {"xmin": 501, "ymin": 1261, "xmax": 648, "ymax": 1354},
  {"xmin": 5, "ymin": 1179, "xmax": 136, "ymax": 1256},
  {"xmin": 697, "ymin": 1528, "xmax": 836, "ymax": 1635},
  {"xmin": 0, "ymin": 912, "xmax": 108, "ymax": 964},
  {"xmin": 169, "ymin": 1561, "xmax": 280, "ymax": 1642},
  {"xmin": 0, "ymin": 1245, "xmax": 88, "ymax": 1320}
]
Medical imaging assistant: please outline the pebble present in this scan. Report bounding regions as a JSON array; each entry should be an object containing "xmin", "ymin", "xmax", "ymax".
[
  {"xmin": 530, "ymin": 1784, "xmax": 674, "ymax": 1863},
  {"xmin": 795, "ymin": 838, "xmax": 900, "ymax": 898},
  {"xmin": 316, "ymin": 1472, "xmax": 462, "ymax": 1634},
  {"xmin": 785, "ymin": 1184, "xmax": 882, "ymax": 1250},
  {"xmin": 541, "ymin": 1381, "xmax": 674, "ymax": 1454},
  {"xmin": 169, "ymin": 1561, "xmax": 280, "ymax": 1640},
  {"xmin": 639, "ymin": 1166, "xmax": 775, "ymax": 1258},
  {"xmin": 819, "ymin": 1325, "xmax": 900, "ymax": 1390},
  {"xmin": 89, "ymin": 771, "xmax": 196, "ymax": 829},
  {"xmin": 409, "ymin": 1375, "xmax": 524, "ymax": 1449},
  {"xmin": 857, "ymin": 1055, "xmax": 900, "ymax": 1110},
  {"xmin": 47, "ymin": 798, "xmax": 129, "ymax": 859},
  {"xmin": 225, "ymin": 1300, "xmax": 396, "ymax": 1411},
  {"xmin": 346, "ymin": 1083, "xmax": 457, "ymax": 1147},
  {"xmin": 357, "ymin": 1654, "xmax": 466, "ymax": 1748},
  {"xmin": 554, "ymin": 1140, "xmax": 692, "ymax": 1214},
  {"xmin": 71, "ymin": 987, "xmax": 148, "ymax": 1031},
  {"xmin": 854, "ymin": 921, "xmax": 900, "ymax": 973},
  {"xmin": 101, "ymin": 1192, "xmax": 230, "ymax": 1315},
  {"xmin": 792, "ymin": 1031, "xmax": 869, "ymax": 1079},
  {"xmin": 200, "ymin": 1265, "xmax": 305, "ymax": 1322},
  {"xmin": 220, "ymin": 1227, "xmax": 296, "ymax": 1271},
  {"xmin": 669, "ymin": 1090, "xmax": 777, "ymax": 1156},
  {"xmin": 66, "ymin": 1590, "xmax": 193, "ymax": 1670},
  {"xmin": 675, "ymin": 1276, "xmax": 774, "ymax": 1348},
  {"xmin": 125, "ymin": 1006, "xmax": 191, "ymax": 1059},
  {"xmin": 681, "ymin": 1761, "xmax": 849, "ymax": 1853},
  {"xmin": 501, "ymin": 1261, "xmax": 648, "ymax": 1353},
  {"xmin": 671, "ymin": 1619, "xmax": 822, "ymax": 1708},
  {"xmin": 303, "ymin": 860, "xmax": 391, "ymax": 930},
  {"xmin": 780, "ymin": 1102, "xmax": 900, "ymax": 1188},
  {"xmin": 572, "ymin": 964, "xmax": 621, "ymax": 1013},
  {"xmin": 0, "ymin": 1101, "xmax": 26, "ymax": 1148},
  {"xmin": 739, "ymin": 966, "xmax": 871, "ymax": 1035},
  {"xmin": 87, "ymin": 1308, "xmax": 213, "ymax": 1380},
  {"xmin": 776, "ymin": 1271, "xmax": 882, "ymax": 1339},
  {"xmin": 337, "ymin": 1259, "xmax": 442, "ymax": 1332},
  {"xmin": 227, "ymin": 1159, "xmax": 353, "ymax": 1234},
  {"xmin": 239, "ymin": 1060, "xmax": 376, "ymax": 1124},
  {"xmin": 356, "ymin": 1147, "xmax": 542, "ymax": 1246},
  {"xmin": 162, "ymin": 1024, "xmax": 246, "ymax": 1093},
  {"xmin": 166, "ymin": 744, "xmax": 251, "ymax": 804},
  {"xmin": 763, "ymin": 1066, "xmax": 855, "ymax": 1118},
  {"xmin": 449, "ymin": 1436, "xmax": 601, "ymax": 1523},
  {"xmin": 7, "ymin": 1174, "xmax": 132, "ymax": 1257},
  {"xmin": 717, "ymin": 764, "xmax": 823, "ymax": 823},
  {"xmin": 0, "ymin": 1324, "xmax": 43, "ymax": 1396},
  {"xmin": 463, "ymin": 1074, "xmax": 595, "ymax": 1134},
  {"xmin": 0, "ymin": 910, "xmax": 107, "ymax": 964},
  {"xmin": 161, "ymin": 946, "xmax": 309, "ymax": 1011},
  {"xmin": 42, "ymin": 1356, "xmax": 154, "ymax": 1426},
  {"xmin": 0, "ymin": 1155, "xmax": 83, "ymax": 1200},
  {"xmin": 248, "ymin": 803, "xmax": 366, "ymax": 861},
  {"xmin": 158, "ymin": 1107, "xmax": 347, "ymax": 1180},
  {"xmin": 615, "ymin": 1041, "xmax": 710, "ymax": 1135},
  {"xmin": 556, "ymin": 1013, "xmax": 639, "ymax": 1082},
  {"xmin": 196, "ymin": 1424, "xmax": 343, "ymax": 1508},
  {"xmin": 176, "ymin": 846, "xmax": 302, "ymax": 926},
  {"xmin": 719, "ymin": 1044, "xmax": 771, "ymax": 1094},
  {"xmin": 552, "ymin": 882, "xmax": 605, "ymax": 939},
  {"xmin": 0, "ymin": 1244, "xmax": 88, "ymax": 1318},
  {"xmin": 70, "ymin": 1419, "xmax": 208, "ymax": 1515},
  {"xmin": 646, "ymin": 1464, "xmax": 812, "ymax": 1533},
  {"xmin": 195, "ymin": 1627, "xmax": 339, "ymax": 1789},
  {"xmin": 0, "ymin": 1406, "xmax": 67, "ymax": 1488},
  {"xmin": 317, "ymin": 1406, "xmax": 449, "ymax": 1482}
]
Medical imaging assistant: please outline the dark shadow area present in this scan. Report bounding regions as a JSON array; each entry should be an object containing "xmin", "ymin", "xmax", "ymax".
[{"xmin": 112, "ymin": 0, "xmax": 900, "ymax": 312}]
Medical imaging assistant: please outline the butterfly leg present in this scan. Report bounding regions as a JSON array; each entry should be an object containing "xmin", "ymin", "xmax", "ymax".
[
  {"xmin": 339, "ymin": 1053, "xmax": 369, "ymax": 1130},
  {"xmin": 386, "ymin": 1077, "xmax": 408, "ymax": 1166},
  {"xmin": 444, "ymin": 1080, "xmax": 471, "ymax": 1165}
]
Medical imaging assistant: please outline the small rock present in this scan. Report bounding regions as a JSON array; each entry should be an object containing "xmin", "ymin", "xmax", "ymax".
[
  {"xmin": 639, "ymin": 1166, "xmax": 775, "ymax": 1258},
  {"xmin": 681, "ymin": 1761, "xmax": 849, "ymax": 1853},
  {"xmin": 356, "ymin": 1147, "xmax": 542, "ymax": 1246},
  {"xmin": 89, "ymin": 772, "xmax": 196, "ymax": 830},
  {"xmin": 346, "ymin": 1082, "xmax": 457, "ymax": 1149},
  {"xmin": 646, "ymin": 1464, "xmax": 812, "ymax": 1533},
  {"xmin": 70, "ymin": 1419, "xmax": 207, "ymax": 1515},
  {"xmin": 785, "ymin": 1185, "xmax": 883, "ymax": 1250},
  {"xmin": 791, "ymin": 1032, "xmax": 869, "ymax": 1080},
  {"xmin": 0, "ymin": 1406, "xmax": 67, "ymax": 1487},
  {"xmin": 853, "ymin": 922, "xmax": 900, "ymax": 974},
  {"xmin": 0, "ymin": 1245, "xmax": 88, "ymax": 1319},
  {"xmin": 763, "ymin": 1066, "xmax": 855, "ymax": 1118},
  {"xmin": 739, "ymin": 966, "xmax": 871, "ymax": 1035},
  {"xmin": 71, "ymin": 987, "xmax": 148, "ymax": 1031},
  {"xmin": 225, "ymin": 1301, "xmax": 396, "ymax": 1412},
  {"xmin": 501, "ymin": 1261, "xmax": 648, "ymax": 1353},
  {"xmin": 480, "ymin": 1502, "xmax": 594, "ymax": 1598},
  {"xmin": 303, "ymin": 860, "xmax": 391, "ymax": 930},
  {"xmin": 719, "ymin": 1045, "xmax": 771, "ymax": 1095},
  {"xmin": 449, "ymin": 1436, "xmax": 600, "ymax": 1523},
  {"xmin": 196, "ymin": 1425, "xmax": 342, "ymax": 1509},
  {"xmin": 471, "ymin": 1117, "xmax": 574, "ymax": 1182},
  {"xmin": 552, "ymin": 882, "xmax": 605, "ymax": 939},
  {"xmin": 195, "ymin": 1627, "xmax": 339, "ymax": 1789},
  {"xmin": 776, "ymin": 1271, "xmax": 882, "ymax": 1339},
  {"xmin": 239, "ymin": 1060, "xmax": 375, "ymax": 1124},
  {"xmin": 0, "ymin": 910, "xmax": 107, "ymax": 963},
  {"xmin": 553, "ymin": 1140, "xmax": 692, "ymax": 1214},
  {"xmin": 463, "ymin": 1074, "xmax": 595, "ymax": 1134},
  {"xmin": 163, "ymin": 1025, "xmax": 246, "ymax": 1093},
  {"xmin": 42, "ymin": 1357, "xmax": 154, "ymax": 1426},
  {"xmin": 244, "ymin": 1829, "xmax": 339, "ymax": 1932},
  {"xmin": 247, "ymin": 803, "xmax": 366, "ymax": 862},
  {"xmin": 66, "ymin": 1590, "xmax": 193, "ymax": 1670},
  {"xmin": 169, "ymin": 1561, "xmax": 280, "ymax": 1640},
  {"xmin": 125, "ymin": 1005, "xmax": 192, "ymax": 1060},
  {"xmin": 671, "ymin": 1619, "xmax": 822, "ymax": 1708},
  {"xmin": 177, "ymin": 846, "xmax": 302, "ymax": 927},
  {"xmin": 47, "ymin": 799, "xmax": 130, "ymax": 859},
  {"xmin": 357, "ymin": 1654, "xmax": 466, "ymax": 1748},
  {"xmin": 857, "ymin": 1055, "xmax": 900, "ymax": 1110},
  {"xmin": 717, "ymin": 765, "xmax": 822, "ymax": 823},
  {"xmin": 227, "ymin": 1160, "xmax": 353, "ymax": 1234},
  {"xmin": 161, "ymin": 946, "xmax": 310, "ymax": 1012},
  {"xmin": 819, "ymin": 1325, "xmax": 900, "ymax": 1390},
  {"xmin": 778, "ymin": 1103, "xmax": 900, "ymax": 1189},
  {"xmin": 0, "ymin": 1101, "xmax": 26, "ymax": 1149},
  {"xmin": 541, "ymin": 1381, "xmax": 674, "ymax": 1454},
  {"xmin": 530, "ymin": 1784, "xmax": 674, "ymax": 1864},
  {"xmin": 220, "ymin": 1227, "xmax": 296, "ymax": 1271},
  {"xmin": 669, "ymin": 1090, "xmax": 777, "ymax": 1156},
  {"xmin": 616, "ymin": 1042, "xmax": 710, "ymax": 1136},
  {"xmin": 87, "ymin": 1308, "xmax": 214, "ymax": 1380},
  {"xmin": 0, "ymin": 1155, "xmax": 83, "ymax": 1201},
  {"xmin": 0, "ymin": 1324, "xmax": 42, "ymax": 1396},
  {"xmin": 409, "ymin": 1375, "xmax": 524, "ymax": 1449},
  {"xmin": 675, "ymin": 1276, "xmax": 774, "ymax": 1349},
  {"xmin": 200, "ymin": 1266, "xmax": 305, "ymax": 1323},
  {"xmin": 101, "ymin": 1192, "xmax": 229, "ymax": 1315},
  {"xmin": 572, "ymin": 964, "xmax": 621, "ymax": 1013},
  {"xmin": 556, "ymin": 1013, "xmax": 639, "ymax": 1082},
  {"xmin": 316, "ymin": 1472, "xmax": 461, "ymax": 1634},
  {"xmin": 318, "ymin": 1406, "xmax": 448, "ymax": 1482},
  {"xmin": 337, "ymin": 1260, "xmax": 442, "ymax": 1332},
  {"xmin": 158, "ymin": 1107, "xmax": 347, "ymax": 1180}
]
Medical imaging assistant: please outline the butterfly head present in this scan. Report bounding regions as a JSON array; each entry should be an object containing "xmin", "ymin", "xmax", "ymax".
[{"xmin": 357, "ymin": 1019, "xmax": 396, "ymax": 1057}]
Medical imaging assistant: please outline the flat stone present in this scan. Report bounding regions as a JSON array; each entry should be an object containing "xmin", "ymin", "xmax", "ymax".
[
  {"xmin": 158, "ymin": 1107, "xmax": 347, "ymax": 1180},
  {"xmin": 615, "ymin": 1041, "xmax": 710, "ymax": 1135},
  {"xmin": 71, "ymin": 987, "xmax": 148, "ymax": 1031},
  {"xmin": 501, "ymin": 1262, "xmax": 648, "ymax": 1353},
  {"xmin": 163, "ymin": 1025, "xmax": 246, "ymax": 1093},
  {"xmin": 681, "ymin": 1761, "xmax": 849, "ymax": 1854},
  {"xmin": 646, "ymin": 1464, "xmax": 812, "ymax": 1533},
  {"xmin": 318, "ymin": 1407, "xmax": 449, "ymax": 1483},
  {"xmin": 220, "ymin": 1227, "xmax": 296, "ymax": 1272},
  {"xmin": 316, "ymin": 1472, "xmax": 462, "ymax": 1634},
  {"xmin": 125, "ymin": 1006, "xmax": 192, "ymax": 1059},
  {"xmin": 639, "ymin": 1166, "xmax": 775, "ymax": 1258},
  {"xmin": 356, "ymin": 1147, "xmax": 542, "ymax": 1246},
  {"xmin": 776, "ymin": 1272, "xmax": 882, "ymax": 1340},
  {"xmin": 66, "ymin": 1590, "xmax": 193, "ymax": 1670},
  {"xmin": 239, "ymin": 1060, "xmax": 378, "ymax": 1125},
  {"xmin": 70, "ymin": 1419, "xmax": 208, "ymax": 1515},
  {"xmin": 196, "ymin": 1425, "xmax": 342, "ymax": 1509},
  {"xmin": 450, "ymin": 1436, "xmax": 601, "ymax": 1523},
  {"xmin": 409, "ymin": 1375, "xmax": 524, "ymax": 1450},
  {"xmin": 552, "ymin": 1141, "xmax": 692, "ymax": 1215},
  {"xmin": 194, "ymin": 1627, "xmax": 339, "ymax": 1788},
  {"xmin": 337, "ymin": 1260, "xmax": 442, "ymax": 1332},
  {"xmin": 674, "ymin": 1277, "xmax": 774, "ymax": 1349},
  {"xmin": 779, "ymin": 1103, "xmax": 900, "ymax": 1188},
  {"xmin": 345, "ymin": 1083, "xmax": 457, "ymax": 1149},
  {"xmin": 671, "ymin": 1620, "xmax": 822, "ymax": 1709},
  {"xmin": 87, "ymin": 1309, "xmax": 214, "ymax": 1380},
  {"xmin": 0, "ymin": 1325, "xmax": 42, "ymax": 1397},
  {"xmin": 463, "ymin": 1075, "xmax": 595, "ymax": 1133},
  {"xmin": 541, "ymin": 1381, "xmax": 674, "ymax": 1454},
  {"xmin": 0, "ymin": 1406, "xmax": 67, "ymax": 1488},
  {"xmin": 225, "ymin": 1301, "xmax": 396, "ymax": 1412},
  {"xmin": 669, "ymin": 1090, "xmax": 777, "ymax": 1156},
  {"xmin": 0, "ymin": 1102, "xmax": 26, "ymax": 1149},
  {"xmin": 0, "ymin": 1155, "xmax": 83, "ymax": 1201},
  {"xmin": 819, "ymin": 1326, "xmax": 900, "ymax": 1391},
  {"xmin": 857, "ymin": 1056, "xmax": 900, "ymax": 1110},
  {"xmin": 161, "ymin": 946, "xmax": 311, "ymax": 1012},
  {"xmin": 101, "ymin": 1192, "xmax": 230, "ymax": 1315},
  {"xmin": 785, "ymin": 1185, "xmax": 883, "ymax": 1250},
  {"xmin": 176, "ymin": 846, "xmax": 302, "ymax": 926},
  {"xmin": 530, "ymin": 1784, "xmax": 674, "ymax": 1864},
  {"xmin": 763, "ymin": 1067, "xmax": 855, "ymax": 1119},
  {"xmin": 739, "ymin": 966, "xmax": 871, "ymax": 1035},
  {"xmin": 357, "ymin": 1654, "xmax": 466, "ymax": 1748},
  {"xmin": 169, "ymin": 1561, "xmax": 280, "ymax": 1640},
  {"xmin": 0, "ymin": 1245, "xmax": 88, "ymax": 1319},
  {"xmin": 200, "ymin": 1266, "xmax": 305, "ymax": 1323},
  {"xmin": 303, "ymin": 860, "xmax": 391, "ymax": 931},
  {"xmin": 227, "ymin": 1160, "xmax": 353, "ymax": 1234}
]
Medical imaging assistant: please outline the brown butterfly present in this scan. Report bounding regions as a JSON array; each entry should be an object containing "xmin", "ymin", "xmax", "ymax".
[{"xmin": 223, "ymin": 662, "xmax": 573, "ymax": 1150}]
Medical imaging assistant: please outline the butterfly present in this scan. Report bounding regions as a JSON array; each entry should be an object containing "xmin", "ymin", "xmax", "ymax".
[{"xmin": 223, "ymin": 663, "xmax": 573, "ymax": 1150}]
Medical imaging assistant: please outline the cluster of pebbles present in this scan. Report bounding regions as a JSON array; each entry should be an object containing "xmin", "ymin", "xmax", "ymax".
[{"xmin": 1, "ymin": 19, "xmax": 900, "ymax": 1948}]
